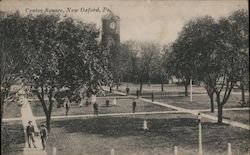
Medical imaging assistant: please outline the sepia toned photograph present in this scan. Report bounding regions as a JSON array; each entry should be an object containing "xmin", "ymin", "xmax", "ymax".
[{"xmin": 0, "ymin": 0, "xmax": 249, "ymax": 155}]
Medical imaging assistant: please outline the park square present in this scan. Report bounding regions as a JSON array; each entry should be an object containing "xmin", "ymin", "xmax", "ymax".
[{"xmin": 1, "ymin": 1, "xmax": 249, "ymax": 155}]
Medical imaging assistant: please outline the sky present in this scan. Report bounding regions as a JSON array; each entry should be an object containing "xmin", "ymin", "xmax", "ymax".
[{"xmin": 0, "ymin": 0, "xmax": 248, "ymax": 45}]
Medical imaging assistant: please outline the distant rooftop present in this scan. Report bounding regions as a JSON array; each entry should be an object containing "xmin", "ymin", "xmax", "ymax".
[{"xmin": 102, "ymin": 11, "xmax": 120, "ymax": 21}]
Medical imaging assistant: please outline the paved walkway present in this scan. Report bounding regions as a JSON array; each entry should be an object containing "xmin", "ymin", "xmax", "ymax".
[
  {"xmin": 20, "ymin": 94, "xmax": 47, "ymax": 155},
  {"xmin": 3, "ymin": 107, "xmax": 249, "ymax": 122},
  {"xmin": 108, "ymin": 89, "xmax": 250, "ymax": 130},
  {"xmin": 34, "ymin": 110, "xmax": 184, "ymax": 120}
]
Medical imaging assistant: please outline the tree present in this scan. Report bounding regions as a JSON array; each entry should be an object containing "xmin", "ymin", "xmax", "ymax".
[
  {"xmin": 166, "ymin": 27, "xmax": 197, "ymax": 96},
  {"xmin": 0, "ymin": 12, "xmax": 29, "ymax": 122},
  {"xmin": 178, "ymin": 16, "xmax": 219, "ymax": 112},
  {"xmin": 213, "ymin": 9, "xmax": 249, "ymax": 123},
  {"xmin": 166, "ymin": 9, "xmax": 248, "ymax": 123},
  {"xmin": 229, "ymin": 10, "xmax": 249, "ymax": 105},
  {"xmin": 56, "ymin": 17, "xmax": 111, "ymax": 96},
  {"xmin": 135, "ymin": 42, "xmax": 161, "ymax": 92},
  {"xmin": 20, "ymin": 14, "xmax": 111, "ymax": 132},
  {"xmin": 150, "ymin": 47, "xmax": 170, "ymax": 91},
  {"xmin": 4, "ymin": 15, "xmax": 110, "ymax": 131},
  {"xmin": 23, "ymin": 14, "xmax": 61, "ymax": 132}
]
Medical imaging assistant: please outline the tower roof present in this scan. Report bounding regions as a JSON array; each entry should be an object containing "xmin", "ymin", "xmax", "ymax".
[{"xmin": 102, "ymin": 11, "xmax": 120, "ymax": 21}]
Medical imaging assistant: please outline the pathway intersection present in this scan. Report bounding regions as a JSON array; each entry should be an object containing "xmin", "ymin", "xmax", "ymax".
[
  {"xmin": 2, "ymin": 87, "xmax": 249, "ymax": 155},
  {"xmin": 109, "ymin": 89, "xmax": 250, "ymax": 130},
  {"xmin": 3, "ymin": 107, "xmax": 249, "ymax": 122}
]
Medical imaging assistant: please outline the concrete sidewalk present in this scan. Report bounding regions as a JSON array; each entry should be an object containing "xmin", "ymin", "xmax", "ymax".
[
  {"xmin": 20, "ymin": 95, "xmax": 47, "ymax": 155},
  {"xmin": 3, "ymin": 107, "xmax": 249, "ymax": 122},
  {"xmin": 108, "ymin": 89, "xmax": 250, "ymax": 130},
  {"xmin": 34, "ymin": 110, "xmax": 185, "ymax": 120}
]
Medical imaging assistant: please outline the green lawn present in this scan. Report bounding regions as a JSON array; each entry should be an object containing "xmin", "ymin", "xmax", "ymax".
[
  {"xmin": 114, "ymin": 84, "xmax": 248, "ymax": 110},
  {"xmin": 3, "ymin": 98, "xmax": 22, "ymax": 118},
  {"xmin": 38, "ymin": 114, "xmax": 249, "ymax": 155},
  {"xmin": 150, "ymin": 93, "xmax": 246, "ymax": 109},
  {"xmin": 115, "ymin": 83, "xmax": 207, "ymax": 94},
  {"xmin": 204, "ymin": 110, "xmax": 250, "ymax": 124},
  {"xmin": 31, "ymin": 98, "xmax": 173, "ymax": 117},
  {"xmin": 1, "ymin": 121, "xmax": 25, "ymax": 155}
]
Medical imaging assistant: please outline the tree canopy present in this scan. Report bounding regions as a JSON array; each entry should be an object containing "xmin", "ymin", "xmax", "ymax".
[
  {"xmin": 164, "ymin": 9, "xmax": 249, "ymax": 123},
  {"xmin": 0, "ymin": 12, "xmax": 111, "ymax": 130}
]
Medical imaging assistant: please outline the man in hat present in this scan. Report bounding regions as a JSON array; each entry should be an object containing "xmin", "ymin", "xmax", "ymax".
[
  {"xmin": 132, "ymin": 98, "xmax": 137, "ymax": 113},
  {"xmin": 26, "ymin": 121, "xmax": 36, "ymax": 148},
  {"xmin": 40, "ymin": 124, "xmax": 47, "ymax": 150}
]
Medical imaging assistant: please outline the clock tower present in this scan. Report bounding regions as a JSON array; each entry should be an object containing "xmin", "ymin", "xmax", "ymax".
[{"xmin": 101, "ymin": 12, "xmax": 120, "ymax": 48}]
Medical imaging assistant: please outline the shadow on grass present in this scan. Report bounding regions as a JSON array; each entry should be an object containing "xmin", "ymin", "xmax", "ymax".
[
  {"xmin": 47, "ymin": 116, "xmax": 249, "ymax": 154},
  {"xmin": 51, "ymin": 117, "xmax": 231, "ymax": 139}
]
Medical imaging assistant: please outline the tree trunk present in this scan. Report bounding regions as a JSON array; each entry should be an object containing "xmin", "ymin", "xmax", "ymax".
[
  {"xmin": 139, "ymin": 82, "xmax": 143, "ymax": 92},
  {"xmin": 208, "ymin": 93, "xmax": 214, "ymax": 113},
  {"xmin": 47, "ymin": 89, "xmax": 54, "ymax": 133},
  {"xmin": 1, "ymin": 92, "xmax": 5, "ymax": 123},
  {"xmin": 161, "ymin": 83, "xmax": 164, "ymax": 92},
  {"xmin": 241, "ymin": 85, "xmax": 246, "ymax": 104},
  {"xmin": 217, "ymin": 103, "xmax": 223, "ymax": 124},
  {"xmin": 216, "ymin": 92, "xmax": 223, "ymax": 124},
  {"xmin": 35, "ymin": 86, "xmax": 53, "ymax": 133},
  {"xmin": 46, "ymin": 114, "xmax": 51, "ymax": 133},
  {"xmin": 116, "ymin": 82, "xmax": 119, "ymax": 91},
  {"xmin": 184, "ymin": 84, "xmax": 188, "ymax": 97}
]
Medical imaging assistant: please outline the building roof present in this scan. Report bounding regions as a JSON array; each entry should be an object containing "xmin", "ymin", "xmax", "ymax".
[{"xmin": 102, "ymin": 11, "xmax": 120, "ymax": 21}]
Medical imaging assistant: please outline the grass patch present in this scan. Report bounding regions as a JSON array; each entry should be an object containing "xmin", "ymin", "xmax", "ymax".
[
  {"xmin": 3, "ymin": 98, "xmax": 22, "ymax": 118},
  {"xmin": 1, "ymin": 121, "xmax": 25, "ymax": 155},
  {"xmin": 38, "ymin": 114, "xmax": 249, "ymax": 155},
  {"xmin": 204, "ymin": 110, "xmax": 250, "ymax": 124},
  {"xmin": 30, "ymin": 98, "xmax": 173, "ymax": 117},
  {"xmin": 115, "ymin": 84, "xmax": 249, "ymax": 110}
]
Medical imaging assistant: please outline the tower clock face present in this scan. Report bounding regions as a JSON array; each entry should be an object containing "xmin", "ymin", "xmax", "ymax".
[{"xmin": 109, "ymin": 21, "xmax": 117, "ymax": 30}]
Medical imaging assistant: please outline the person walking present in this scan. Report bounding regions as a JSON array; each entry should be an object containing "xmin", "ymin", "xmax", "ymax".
[
  {"xmin": 132, "ymin": 98, "xmax": 137, "ymax": 113},
  {"xmin": 65, "ymin": 97, "xmax": 70, "ymax": 116},
  {"xmin": 40, "ymin": 124, "xmax": 47, "ymax": 150},
  {"xmin": 26, "ymin": 121, "xmax": 37, "ymax": 148},
  {"xmin": 151, "ymin": 91, "xmax": 154, "ymax": 102},
  {"xmin": 136, "ymin": 88, "xmax": 140, "ymax": 98},
  {"xmin": 126, "ymin": 85, "xmax": 130, "ymax": 96},
  {"xmin": 106, "ymin": 98, "xmax": 110, "ymax": 107},
  {"xmin": 93, "ymin": 102, "xmax": 99, "ymax": 116}
]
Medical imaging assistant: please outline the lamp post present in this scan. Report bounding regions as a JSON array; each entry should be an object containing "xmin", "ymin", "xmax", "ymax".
[{"xmin": 197, "ymin": 113, "xmax": 202, "ymax": 155}]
